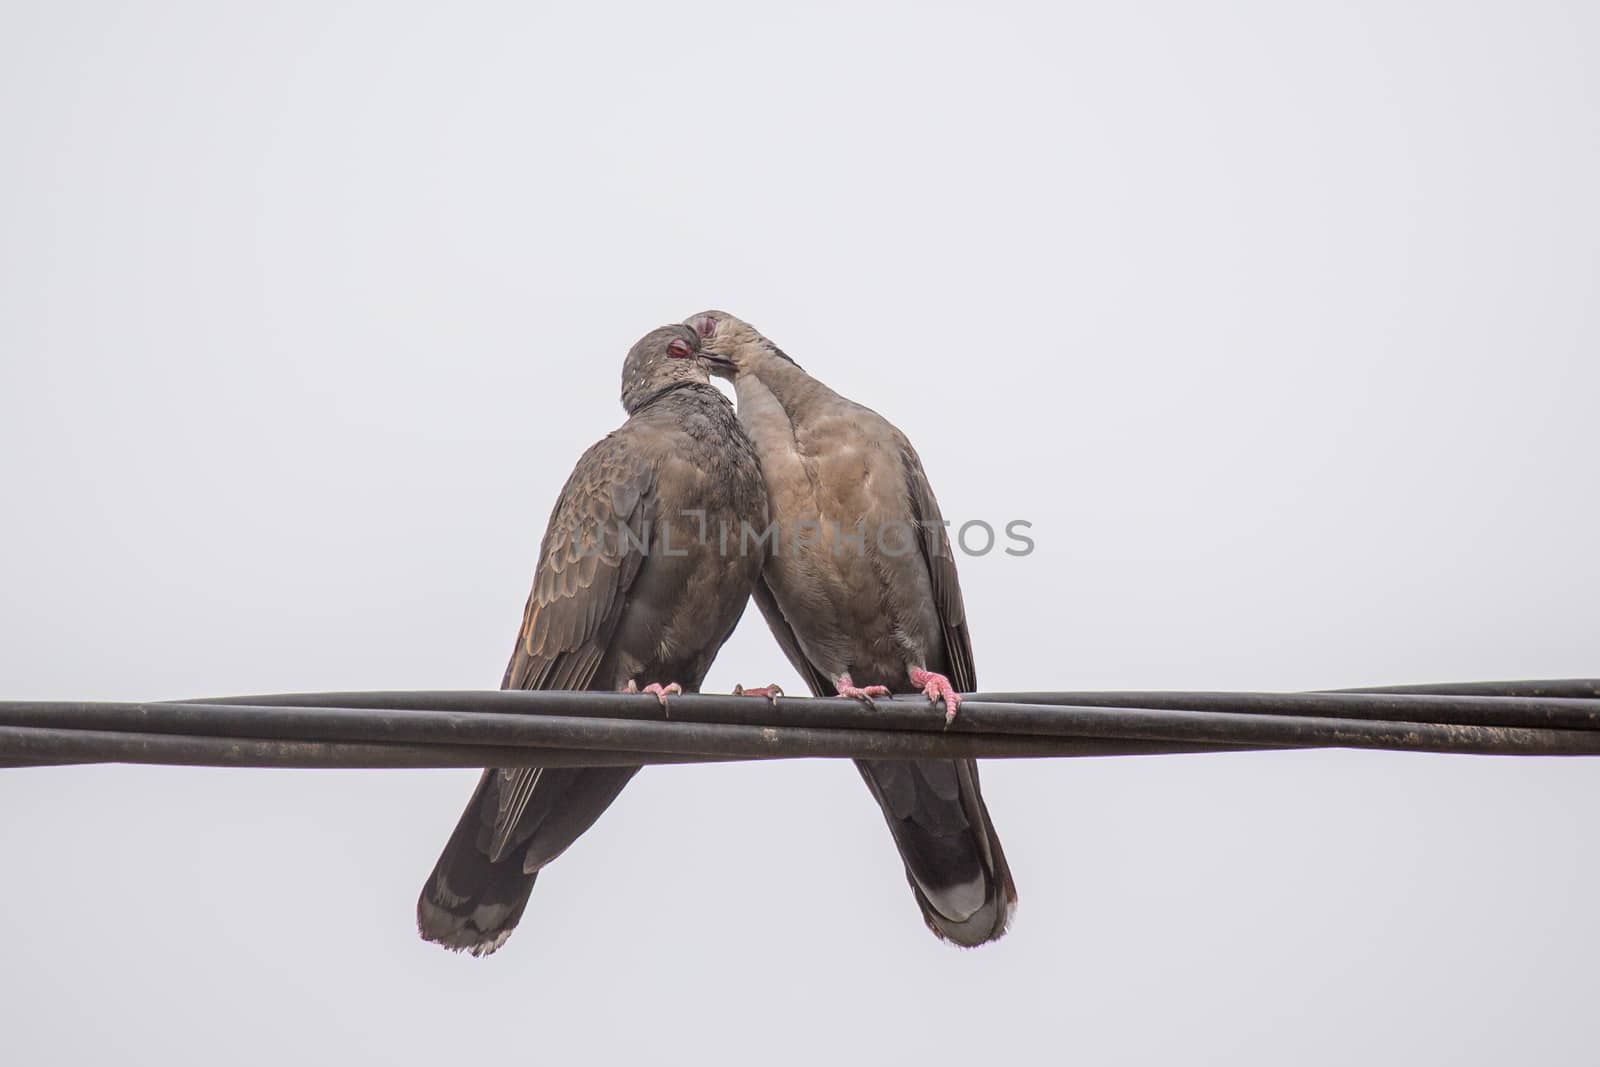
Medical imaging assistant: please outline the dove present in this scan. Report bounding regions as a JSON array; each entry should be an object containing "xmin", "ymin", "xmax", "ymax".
[
  {"xmin": 417, "ymin": 324, "xmax": 769, "ymax": 955},
  {"xmin": 684, "ymin": 309, "xmax": 1016, "ymax": 947}
]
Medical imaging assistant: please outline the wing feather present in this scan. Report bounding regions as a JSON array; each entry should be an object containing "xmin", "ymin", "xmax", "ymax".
[
  {"xmin": 750, "ymin": 575, "xmax": 834, "ymax": 697},
  {"xmin": 898, "ymin": 436, "xmax": 976, "ymax": 692},
  {"xmin": 490, "ymin": 432, "xmax": 656, "ymax": 859}
]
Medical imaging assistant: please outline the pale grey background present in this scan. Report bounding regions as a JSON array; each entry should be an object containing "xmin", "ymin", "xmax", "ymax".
[{"xmin": 2, "ymin": 2, "xmax": 1597, "ymax": 1064}]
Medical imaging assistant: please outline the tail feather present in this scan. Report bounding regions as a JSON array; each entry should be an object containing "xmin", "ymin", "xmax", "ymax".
[
  {"xmin": 417, "ymin": 766, "xmax": 638, "ymax": 955},
  {"xmin": 856, "ymin": 757, "xmax": 1016, "ymax": 947},
  {"xmin": 417, "ymin": 771, "xmax": 537, "ymax": 956}
]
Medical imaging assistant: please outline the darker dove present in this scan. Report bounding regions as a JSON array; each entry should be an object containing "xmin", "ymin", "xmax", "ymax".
[
  {"xmin": 417, "ymin": 324, "xmax": 769, "ymax": 955},
  {"xmin": 685, "ymin": 309, "xmax": 1016, "ymax": 947}
]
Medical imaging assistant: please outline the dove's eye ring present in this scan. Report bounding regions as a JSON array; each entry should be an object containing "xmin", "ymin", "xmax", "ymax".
[
  {"xmin": 695, "ymin": 317, "xmax": 716, "ymax": 339},
  {"xmin": 666, "ymin": 338, "xmax": 693, "ymax": 359}
]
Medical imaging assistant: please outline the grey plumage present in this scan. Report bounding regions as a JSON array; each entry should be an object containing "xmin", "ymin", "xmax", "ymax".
[
  {"xmin": 417, "ymin": 324, "xmax": 769, "ymax": 955},
  {"xmin": 687, "ymin": 309, "xmax": 1016, "ymax": 947}
]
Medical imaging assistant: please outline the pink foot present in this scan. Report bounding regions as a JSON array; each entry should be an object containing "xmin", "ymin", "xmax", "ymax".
[
  {"xmin": 835, "ymin": 673, "xmax": 891, "ymax": 707},
  {"xmin": 909, "ymin": 667, "xmax": 961, "ymax": 723},
  {"xmin": 733, "ymin": 683, "xmax": 784, "ymax": 704},
  {"xmin": 644, "ymin": 682, "xmax": 682, "ymax": 708},
  {"xmin": 623, "ymin": 679, "xmax": 682, "ymax": 709}
]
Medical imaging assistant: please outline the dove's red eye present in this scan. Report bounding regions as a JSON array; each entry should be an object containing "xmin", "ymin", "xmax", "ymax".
[
  {"xmin": 667, "ymin": 338, "xmax": 692, "ymax": 358},
  {"xmin": 695, "ymin": 317, "xmax": 715, "ymax": 338}
]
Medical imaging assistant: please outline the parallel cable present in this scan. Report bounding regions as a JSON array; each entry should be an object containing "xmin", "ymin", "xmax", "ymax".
[{"xmin": 0, "ymin": 680, "xmax": 1597, "ymax": 770}]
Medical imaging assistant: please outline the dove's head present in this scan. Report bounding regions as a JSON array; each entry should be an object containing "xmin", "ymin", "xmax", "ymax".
[
  {"xmin": 619, "ymin": 324, "xmax": 712, "ymax": 414},
  {"xmin": 682, "ymin": 310, "xmax": 797, "ymax": 378}
]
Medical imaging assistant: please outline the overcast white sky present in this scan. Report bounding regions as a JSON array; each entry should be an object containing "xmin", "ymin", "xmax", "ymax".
[{"xmin": 2, "ymin": 2, "xmax": 1598, "ymax": 1063}]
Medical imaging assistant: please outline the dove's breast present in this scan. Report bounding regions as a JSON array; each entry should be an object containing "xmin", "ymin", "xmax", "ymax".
[{"xmin": 734, "ymin": 371, "xmax": 942, "ymax": 689}]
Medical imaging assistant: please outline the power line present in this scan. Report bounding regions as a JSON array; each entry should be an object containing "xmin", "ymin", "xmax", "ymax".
[{"xmin": 1, "ymin": 679, "xmax": 1598, "ymax": 770}]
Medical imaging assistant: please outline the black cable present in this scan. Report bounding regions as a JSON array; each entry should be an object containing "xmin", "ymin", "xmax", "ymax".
[
  {"xmin": 0, "ymin": 681, "xmax": 1598, "ymax": 769},
  {"xmin": 1335, "ymin": 679, "xmax": 1600, "ymax": 698},
  {"xmin": 0, "ymin": 699, "xmax": 1244, "ymax": 765},
  {"xmin": 968, "ymin": 690, "xmax": 1600, "ymax": 730}
]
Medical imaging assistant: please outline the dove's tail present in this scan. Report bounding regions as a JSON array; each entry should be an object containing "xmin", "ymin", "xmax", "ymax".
[
  {"xmin": 856, "ymin": 756, "xmax": 1017, "ymax": 947},
  {"xmin": 416, "ymin": 770, "xmax": 539, "ymax": 957},
  {"xmin": 418, "ymin": 764, "xmax": 639, "ymax": 955}
]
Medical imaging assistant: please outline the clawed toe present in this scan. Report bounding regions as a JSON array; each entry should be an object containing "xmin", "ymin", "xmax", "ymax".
[
  {"xmin": 643, "ymin": 682, "xmax": 681, "ymax": 708},
  {"xmin": 909, "ymin": 667, "xmax": 962, "ymax": 723},
  {"xmin": 733, "ymin": 683, "xmax": 784, "ymax": 704},
  {"xmin": 835, "ymin": 674, "xmax": 891, "ymax": 707},
  {"xmin": 624, "ymin": 680, "xmax": 682, "ymax": 712}
]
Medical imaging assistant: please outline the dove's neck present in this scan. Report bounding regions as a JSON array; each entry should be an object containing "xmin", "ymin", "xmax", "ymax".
[{"xmin": 733, "ymin": 346, "xmax": 837, "ymax": 419}]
